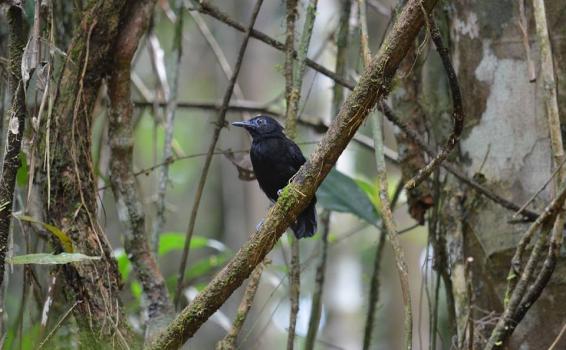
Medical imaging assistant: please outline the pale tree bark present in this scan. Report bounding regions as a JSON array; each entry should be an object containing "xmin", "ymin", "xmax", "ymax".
[{"xmin": 415, "ymin": 1, "xmax": 566, "ymax": 348}]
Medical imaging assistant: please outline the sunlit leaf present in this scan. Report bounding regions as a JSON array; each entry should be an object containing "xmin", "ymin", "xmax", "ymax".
[
  {"xmin": 16, "ymin": 152, "xmax": 28, "ymax": 187},
  {"xmin": 114, "ymin": 249, "xmax": 131, "ymax": 281},
  {"xmin": 158, "ymin": 232, "xmax": 227, "ymax": 256},
  {"xmin": 187, "ymin": 253, "xmax": 230, "ymax": 280},
  {"xmin": 318, "ymin": 168, "xmax": 380, "ymax": 226},
  {"xmin": 15, "ymin": 215, "xmax": 73, "ymax": 252},
  {"xmin": 131, "ymin": 281, "xmax": 142, "ymax": 300},
  {"xmin": 7, "ymin": 253, "xmax": 100, "ymax": 265},
  {"xmin": 166, "ymin": 252, "xmax": 231, "ymax": 291},
  {"xmin": 355, "ymin": 176, "xmax": 401, "ymax": 210},
  {"xmin": 355, "ymin": 178, "xmax": 379, "ymax": 209}
]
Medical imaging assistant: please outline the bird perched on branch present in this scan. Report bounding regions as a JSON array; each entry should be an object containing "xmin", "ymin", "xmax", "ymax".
[{"xmin": 232, "ymin": 115, "xmax": 317, "ymax": 238}]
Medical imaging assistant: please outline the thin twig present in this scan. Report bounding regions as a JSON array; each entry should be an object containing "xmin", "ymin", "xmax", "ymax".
[
  {"xmin": 304, "ymin": 210, "xmax": 330, "ymax": 350},
  {"xmin": 358, "ymin": 1, "xmax": 388, "ymax": 348},
  {"xmin": 445, "ymin": 191, "xmax": 469, "ymax": 348},
  {"xmin": 358, "ymin": 1, "xmax": 413, "ymax": 347},
  {"xmin": 216, "ymin": 262, "xmax": 267, "ymax": 350},
  {"xmin": 193, "ymin": 0, "xmax": 355, "ymax": 90},
  {"xmin": 153, "ymin": 0, "xmax": 185, "ymax": 253},
  {"xmin": 404, "ymin": 14, "xmax": 464, "ymax": 190},
  {"xmin": 548, "ymin": 322, "xmax": 566, "ymax": 350},
  {"xmin": 466, "ymin": 257, "xmax": 475, "ymax": 350},
  {"xmin": 331, "ymin": 0, "xmax": 352, "ymax": 118},
  {"xmin": 188, "ymin": 9, "xmax": 248, "ymax": 114},
  {"xmin": 517, "ymin": 0, "xmax": 536, "ymax": 82},
  {"xmin": 372, "ymin": 108, "xmax": 414, "ymax": 350},
  {"xmin": 306, "ymin": 1, "xmax": 348, "ymax": 348},
  {"xmin": 486, "ymin": 1, "xmax": 566, "ymax": 347},
  {"xmin": 379, "ymin": 103, "xmax": 540, "ymax": 221},
  {"xmin": 174, "ymin": 0, "xmax": 265, "ymax": 310},
  {"xmin": 284, "ymin": 1, "xmax": 300, "ymax": 348},
  {"xmin": 486, "ymin": 181, "xmax": 566, "ymax": 349},
  {"xmin": 37, "ymin": 301, "xmax": 81, "ymax": 350},
  {"xmin": 512, "ymin": 158, "xmax": 566, "ymax": 219}
]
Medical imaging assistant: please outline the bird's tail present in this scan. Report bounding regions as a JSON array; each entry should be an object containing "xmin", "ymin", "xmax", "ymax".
[{"xmin": 291, "ymin": 199, "xmax": 317, "ymax": 239}]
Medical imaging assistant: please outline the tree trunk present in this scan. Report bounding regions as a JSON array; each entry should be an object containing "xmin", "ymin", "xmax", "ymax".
[
  {"xmin": 421, "ymin": 1, "xmax": 566, "ymax": 348},
  {"xmin": 44, "ymin": 1, "xmax": 140, "ymax": 347}
]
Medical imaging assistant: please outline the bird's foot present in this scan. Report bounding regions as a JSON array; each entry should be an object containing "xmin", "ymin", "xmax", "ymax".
[{"xmin": 256, "ymin": 219, "xmax": 264, "ymax": 232}]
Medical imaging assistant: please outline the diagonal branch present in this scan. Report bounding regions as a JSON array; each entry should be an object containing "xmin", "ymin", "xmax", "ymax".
[
  {"xmin": 193, "ymin": 1, "xmax": 354, "ymax": 89},
  {"xmin": 146, "ymin": 1, "xmax": 440, "ymax": 348}
]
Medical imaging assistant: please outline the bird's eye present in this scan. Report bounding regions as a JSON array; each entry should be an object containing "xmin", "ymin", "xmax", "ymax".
[{"xmin": 258, "ymin": 119, "xmax": 265, "ymax": 125}]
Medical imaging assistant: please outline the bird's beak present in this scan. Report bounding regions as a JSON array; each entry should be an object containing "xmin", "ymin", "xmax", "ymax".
[{"xmin": 232, "ymin": 120, "xmax": 254, "ymax": 129}]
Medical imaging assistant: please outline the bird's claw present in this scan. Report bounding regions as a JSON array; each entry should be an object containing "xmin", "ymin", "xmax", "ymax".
[{"xmin": 256, "ymin": 219, "xmax": 264, "ymax": 232}]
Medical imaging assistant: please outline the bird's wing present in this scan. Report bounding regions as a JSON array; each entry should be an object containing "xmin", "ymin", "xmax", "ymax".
[{"xmin": 285, "ymin": 139, "xmax": 306, "ymax": 169}]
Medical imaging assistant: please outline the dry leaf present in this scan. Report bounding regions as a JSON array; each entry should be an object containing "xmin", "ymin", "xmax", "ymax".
[{"xmin": 224, "ymin": 150, "xmax": 255, "ymax": 181}]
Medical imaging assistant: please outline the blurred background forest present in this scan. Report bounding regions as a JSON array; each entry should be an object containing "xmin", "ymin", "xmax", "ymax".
[{"xmin": 1, "ymin": 0, "xmax": 566, "ymax": 349}]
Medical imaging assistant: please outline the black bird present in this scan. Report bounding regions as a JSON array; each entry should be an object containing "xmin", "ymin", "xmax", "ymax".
[{"xmin": 232, "ymin": 115, "xmax": 317, "ymax": 238}]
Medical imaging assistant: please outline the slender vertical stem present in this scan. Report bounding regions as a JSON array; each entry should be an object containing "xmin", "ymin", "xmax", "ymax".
[
  {"xmin": 216, "ymin": 262, "xmax": 266, "ymax": 349},
  {"xmin": 283, "ymin": 1, "xmax": 319, "ymax": 348},
  {"xmin": 0, "ymin": 4, "xmax": 28, "ymax": 290},
  {"xmin": 359, "ymin": 1, "xmax": 413, "ymax": 348},
  {"xmin": 304, "ymin": 211, "xmax": 330, "ymax": 350},
  {"xmin": 153, "ymin": 0, "xmax": 184, "ymax": 253},
  {"xmin": 372, "ymin": 109, "xmax": 414, "ymax": 350},
  {"xmin": 108, "ymin": 0, "xmax": 173, "ymax": 341},
  {"xmin": 174, "ymin": 0, "xmax": 265, "ymax": 309}
]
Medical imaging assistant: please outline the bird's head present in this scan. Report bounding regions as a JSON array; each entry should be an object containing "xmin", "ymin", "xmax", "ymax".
[{"xmin": 232, "ymin": 115, "xmax": 284, "ymax": 139}]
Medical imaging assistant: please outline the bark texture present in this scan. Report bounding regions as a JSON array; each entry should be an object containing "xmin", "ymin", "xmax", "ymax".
[
  {"xmin": 434, "ymin": 1, "xmax": 566, "ymax": 348},
  {"xmin": 45, "ymin": 0, "xmax": 139, "ymax": 347}
]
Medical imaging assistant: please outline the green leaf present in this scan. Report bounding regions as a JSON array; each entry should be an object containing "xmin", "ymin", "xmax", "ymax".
[
  {"xmin": 187, "ymin": 253, "xmax": 229, "ymax": 280},
  {"xmin": 7, "ymin": 253, "xmax": 100, "ymax": 265},
  {"xmin": 158, "ymin": 232, "xmax": 227, "ymax": 256},
  {"xmin": 15, "ymin": 215, "xmax": 73, "ymax": 252},
  {"xmin": 131, "ymin": 281, "xmax": 142, "ymax": 300},
  {"xmin": 355, "ymin": 178, "xmax": 379, "ymax": 209},
  {"xmin": 16, "ymin": 152, "xmax": 28, "ymax": 187},
  {"xmin": 115, "ymin": 249, "xmax": 131, "ymax": 281},
  {"xmin": 355, "ymin": 176, "xmax": 401, "ymax": 210},
  {"xmin": 318, "ymin": 168, "xmax": 380, "ymax": 226}
]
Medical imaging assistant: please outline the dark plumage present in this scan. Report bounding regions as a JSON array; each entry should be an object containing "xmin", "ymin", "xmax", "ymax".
[{"xmin": 232, "ymin": 115, "xmax": 317, "ymax": 238}]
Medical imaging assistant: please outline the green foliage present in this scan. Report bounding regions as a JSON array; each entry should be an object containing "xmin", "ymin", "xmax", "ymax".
[
  {"xmin": 158, "ymin": 232, "xmax": 227, "ymax": 256},
  {"xmin": 116, "ymin": 233, "xmax": 231, "ymax": 305},
  {"xmin": 15, "ymin": 215, "xmax": 74, "ymax": 252},
  {"xmin": 355, "ymin": 176, "xmax": 399, "ymax": 210},
  {"xmin": 318, "ymin": 168, "xmax": 380, "ymax": 226},
  {"xmin": 16, "ymin": 152, "xmax": 28, "ymax": 187}
]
